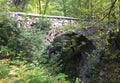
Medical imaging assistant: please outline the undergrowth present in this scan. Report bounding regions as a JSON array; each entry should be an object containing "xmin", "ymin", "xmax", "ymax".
[{"xmin": 0, "ymin": 16, "xmax": 69, "ymax": 83}]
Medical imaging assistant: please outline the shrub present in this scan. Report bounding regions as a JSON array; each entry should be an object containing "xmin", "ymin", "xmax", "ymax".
[
  {"xmin": 0, "ymin": 16, "xmax": 51, "ymax": 59},
  {"xmin": 0, "ymin": 63, "xmax": 10, "ymax": 78},
  {"xmin": 19, "ymin": 18, "xmax": 51, "ymax": 62},
  {"xmin": 0, "ymin": 17, "xmax": 24, "ymax": 58},
  {"xmin": 0, "ymin": 15, "xmax": 69, "ymax": 83},
  {"xmin": 34, "ymin": 18, "xmax": 51, "ymax": 31},
  {"xmin": 8, "ymin": 62, "xmax": 69, "ymax": 83}
]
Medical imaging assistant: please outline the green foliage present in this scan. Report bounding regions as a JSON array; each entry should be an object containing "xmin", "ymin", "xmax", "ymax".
[
  {"xmin": 0, "ymin": 60, "xmax": 69, "ymax": 83},
  {"xmin": 0, "ymin": 0, "xmax": 119, "ymax": 82},
  {"xmin": 18, "ymin": 17, "xmax": 51, "ymax": 63},
  {"xmin": 0, "ymin": 18, "xmax": 20, "ymax": 45},
  {"xmin": 15, "ymin": 65, "xmax": 69, "ymax": 83},
  {"xmin": 0, "ymin": 16, "xmax": 69, "ymax": 82},
  {"xmin": 0, "ymin": 62, "xmax": 10, "ymax": 78},
  {"xmin": 0, "ymin": 16, "xmax": 51, "ymax": 60},
  {"xmin": 8, "ymin": 63, "xmax": 50, "ymax": 83},
  {"xmin": 59, "ymin": 22, "xmax": 80, "ymax": 31},
  {"xmin": 0, "ymin": 15, "xmax": 51, "ymax": 62},
  {"xmin": 0, "ymin": 0, "xmax": 16, "ymax": 13},
  {"xmin": 26, "ymin": 0, "xmax": 44, "ymax": 13},
  {"xmin": 34, "ymin": 18, "xmax": 51, "ymax": 31},
  {"xmin": 0, "ymin": 17, "xmax": 25, "ymax": 58}
]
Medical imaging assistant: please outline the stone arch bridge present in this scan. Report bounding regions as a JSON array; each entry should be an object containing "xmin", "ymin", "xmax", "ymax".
[{"xmin": 10, "ymin": 12, "xmax": 119, "ymax": 83}]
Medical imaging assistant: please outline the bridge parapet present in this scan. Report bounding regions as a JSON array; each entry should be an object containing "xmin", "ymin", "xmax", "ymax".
[{"xmin": 10, "ymin": 12, "xmax": 78, "ymax": 29}]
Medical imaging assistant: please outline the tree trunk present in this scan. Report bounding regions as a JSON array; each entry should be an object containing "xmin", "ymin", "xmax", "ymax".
[
  {"xmin": 38, "ymin": 0, "xmax": 42, "ymax": 14},
  {"xmin": 62, "ymin": 0, "xmax": 66, "ymax": 16},
  {"xmin": 44, "ymin": 0, "xmax": 50, "ymax": 14}
]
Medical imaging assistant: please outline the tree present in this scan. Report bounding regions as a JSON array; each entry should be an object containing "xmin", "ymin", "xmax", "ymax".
[
  {"xmin": 11, "ymin": 0, "xmax": 28, "ymax": 11},
  {"xmin": 43, "ymin": 0, "xmax": 50, "ymax": 14},
  {"xmin": 62, "ymin": 0, "xmax": 66, "ymax": 16}
]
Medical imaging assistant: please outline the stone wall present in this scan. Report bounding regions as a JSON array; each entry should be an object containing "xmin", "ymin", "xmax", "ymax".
[{"xmin": 10, "ymin": 12, "xmax": 78, "ymax": 29}]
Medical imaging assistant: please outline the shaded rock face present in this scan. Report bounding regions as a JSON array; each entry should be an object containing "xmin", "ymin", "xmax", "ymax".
[
  {"xmin": 74, "ymin": 26, "xmax": 98, "ymax": 36},
  {"xmin": 99, "ymin": 31, "xmax": 120, "ymax": 82},
  {"xmin": 47, "ymin": 27, "xmax": 120, "ymax": 83},
  {"xmin": 47, "ymin": 32, "xmax": 97, "ymax": 82},
  {"xmin": 107, "ymin": 31, "xmax": 120, "ymax": 55}
]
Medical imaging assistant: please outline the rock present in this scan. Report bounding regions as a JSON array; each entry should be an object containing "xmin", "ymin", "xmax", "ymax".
[{"xmin": 47, "ymin": 32, "xmax": 96, "ymax": 82}]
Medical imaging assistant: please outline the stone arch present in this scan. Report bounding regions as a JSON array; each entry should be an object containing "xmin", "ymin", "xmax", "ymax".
[{"xmin": 47, "ymin": 32, "xmax": 96, "ymax": 82}]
